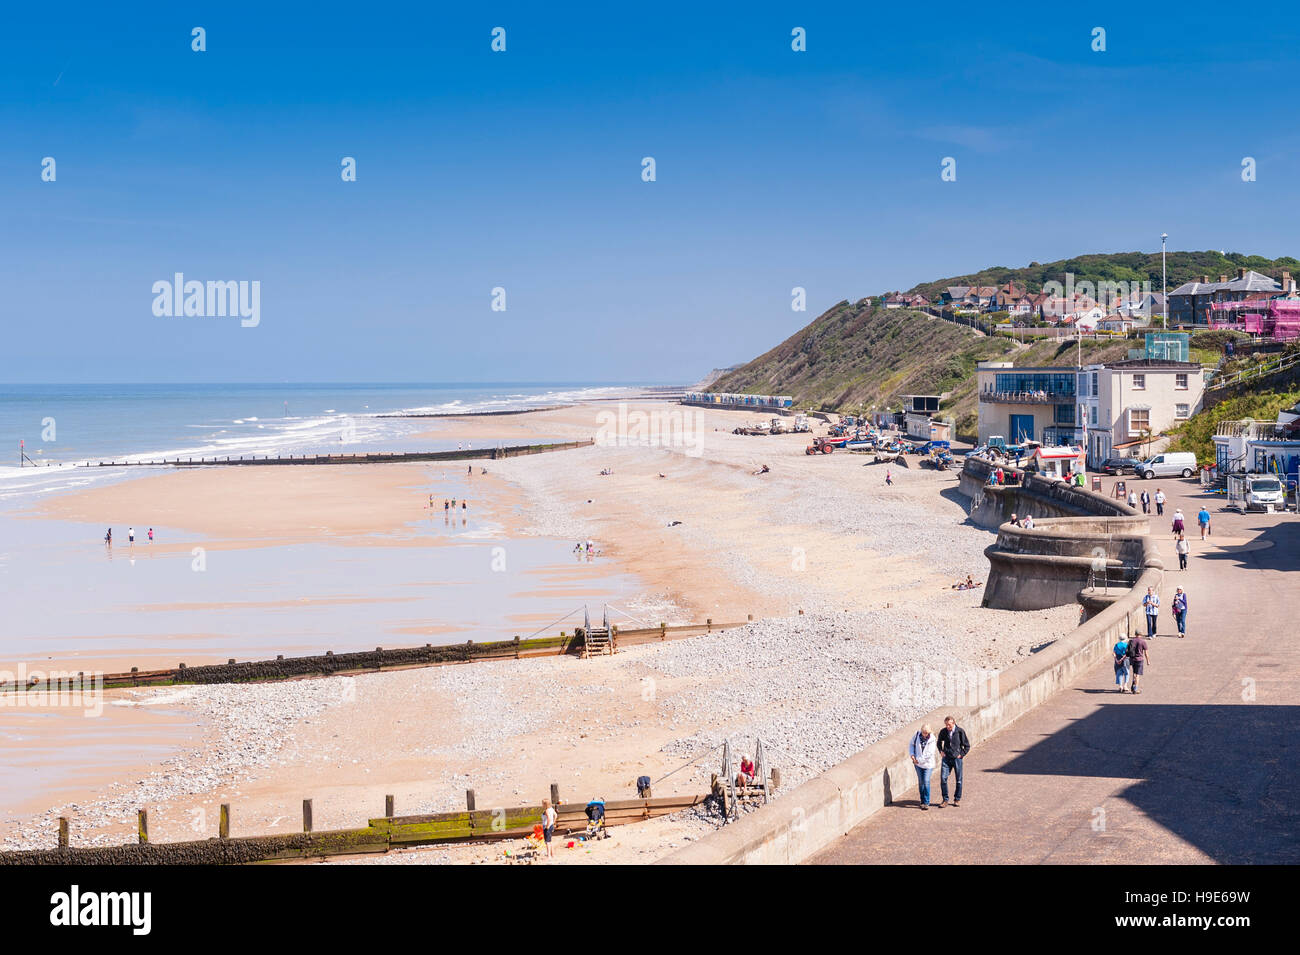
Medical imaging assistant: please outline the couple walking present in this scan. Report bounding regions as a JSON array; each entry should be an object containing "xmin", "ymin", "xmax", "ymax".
[
  {"xmin": 908, "ymin": 716, "xmax": 970, "ymax": 810},
  {"xmin": 1143, "ymin": 585, "xmax": 1189, "ymax": 638}
]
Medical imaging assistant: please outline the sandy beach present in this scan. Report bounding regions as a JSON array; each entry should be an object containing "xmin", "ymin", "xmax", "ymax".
[{"xmin": 2, "ymin": 400, "xmax": 1077, "ymax": 860}]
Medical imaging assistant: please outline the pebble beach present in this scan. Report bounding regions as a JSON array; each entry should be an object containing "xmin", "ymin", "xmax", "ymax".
[{"xmin": 3, "ymin": 401, "xmax": 1078, "ymax": 861}]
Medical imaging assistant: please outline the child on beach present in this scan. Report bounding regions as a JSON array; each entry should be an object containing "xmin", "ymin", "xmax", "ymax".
[{"xmin": 885, "ymin": 470, "xmax": 893, "ymax": 486}]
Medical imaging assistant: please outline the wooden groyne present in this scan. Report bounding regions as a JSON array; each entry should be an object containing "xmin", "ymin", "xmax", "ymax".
[
  {"xmin": 73, "ymin": 439, "xmax": 593, "ymax": 468},
  {"xmin": 2, "ymin": 619, "xmax": 753, "ymax": 692},
  {"xmin": 0, "ymin": 790, "xmax": 712, "ymax": 865}
]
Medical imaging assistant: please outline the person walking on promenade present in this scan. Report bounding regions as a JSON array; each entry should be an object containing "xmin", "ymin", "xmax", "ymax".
[
  {"xmin": 1127, "ymin": 631, "xmax": 1150, "ymax": 693},
  {"xmin": 1175, "ymin": 532, "xmax": 1190, "ymax": 570},
  {"xmin": 1113, "ymin": 635, "xmax": 1131, "ymax": 692},
  {"xmin": 937, "ymin": 716, "xmax": 970, "ymax": 807},
  {"xmin": 1155, "ymin": 488, "xmax": 1166, "ymax": 516},
  {"xmin": 541, "ymin": 798, "xmax": 557, "ymax": 859},
  {"xmin": 1197, "ymin": 505, "xmax": 1212, "ymax": 541},
  {"xmin": 1142, "ymin": 586, "xmax": 1160, "ymax": 637},
  {"xmin": 1171, "ymin": 508, "xmax": 1185, "ymax": 537},
  {"xmin": 1172, "ymin": 587, "xmax": 1188, "ymax": 638},
  {"xmin": 909, "ymin": 723, "xmax": 938, "ymax": 810},
  {"xmin": 995, "ymin": 466, "xmax": 1004, "ymax": 485},
  {"xmin": 1140, "ymin": 490, "xmax": 1151, "ymax": 514},
  {"xmin": 1128, "ymin": 488, "xmax": 1138, "ymax": 509}
]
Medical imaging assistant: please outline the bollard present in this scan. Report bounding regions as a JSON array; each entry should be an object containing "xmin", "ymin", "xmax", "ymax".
[
  {"xmin": 58, "ymin": 817, "xmax": 69, "ymax": 849},
  {"xmin": 303, "ymin": 799, "xmax": 313, "ymax": 833},
  {"xmin": 219, "ymin": 804, "xmax": 230, "ymax": 840},
  {"xmin": 466, "ymin": 790, "xmax": 476, "ymax": 811}
]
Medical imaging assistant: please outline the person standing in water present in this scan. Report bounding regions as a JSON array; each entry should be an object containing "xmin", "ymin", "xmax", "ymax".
[
  {"xmin": 128, "ymin": 526, "xmax": 135, "ymax": 545},
  {"xmin": 104, "ymin": 528, "xmax": 112, "ymax": 546},
  {"xmin": 148, "ymin": 527, "xmax": 154, "ymax": 543}
]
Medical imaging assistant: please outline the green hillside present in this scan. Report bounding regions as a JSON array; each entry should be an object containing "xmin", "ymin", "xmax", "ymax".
[
  {"xmin": 1167, "ymin": 388, "xmax": 1300, "ymax": 465},
  {"xmin": 908, "ymin": 251, "xmax": 1300, "ymax": 301},
  {"xmin": 711, "ymin": 302, "xmax": 1129, "ymax": 439}
]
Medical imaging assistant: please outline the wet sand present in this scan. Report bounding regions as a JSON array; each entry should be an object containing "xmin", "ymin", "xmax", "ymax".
[{"xmin": 2, "ymin": 400, "xmax": 1075, "ymax": 860}]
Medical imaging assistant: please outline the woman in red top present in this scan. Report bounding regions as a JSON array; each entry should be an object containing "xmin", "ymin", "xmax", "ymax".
[{"xmin": 737, "ymin": 756, "xmax": 756, "ymax": 787}]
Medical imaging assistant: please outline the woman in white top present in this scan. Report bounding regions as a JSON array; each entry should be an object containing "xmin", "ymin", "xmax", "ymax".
[{"xmin": 909, "ymin": 724, "xmax": 938, "ymax": 811}]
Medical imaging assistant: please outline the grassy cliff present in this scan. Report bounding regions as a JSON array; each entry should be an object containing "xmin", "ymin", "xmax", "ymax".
[{"xmin": 711, "ymin": 302, "xmax": 1129, "ymax": 438}]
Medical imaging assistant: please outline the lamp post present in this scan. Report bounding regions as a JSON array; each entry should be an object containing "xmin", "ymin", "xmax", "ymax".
[{"xmin": 1161, "ymin": 233, "xmax": 1168, "ymax": 331}]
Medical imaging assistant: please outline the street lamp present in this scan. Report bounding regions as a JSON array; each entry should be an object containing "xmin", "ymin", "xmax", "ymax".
[{"xmin": 1161, "ymin": 233, "xmax": 1168, "ymax": 331}]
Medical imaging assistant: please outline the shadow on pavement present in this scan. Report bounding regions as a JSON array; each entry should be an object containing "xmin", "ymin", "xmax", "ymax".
[{"xmin": 992, "ymin": 703, "xmax": 1300, "ymax": 863}]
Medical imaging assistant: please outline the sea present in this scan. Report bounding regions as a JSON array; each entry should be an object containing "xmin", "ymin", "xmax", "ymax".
[{"xmin": 0, "ymin": 382, "xmax": 644, "ymax": 505}]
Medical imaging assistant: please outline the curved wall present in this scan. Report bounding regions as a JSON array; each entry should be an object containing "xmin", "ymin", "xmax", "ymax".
[{"xmin": 960, "ymin": 456, "xmax": 1157, "ymax": 611}]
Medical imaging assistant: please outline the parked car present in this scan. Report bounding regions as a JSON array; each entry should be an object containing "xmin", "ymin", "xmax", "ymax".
[
  {"xmin": 1135, "ymin": 451, "xmax": 1197, "ymax": 479},
  {"xmin": 1099, "ymin": 457, "xmax": 1139, "ymax": 475}
]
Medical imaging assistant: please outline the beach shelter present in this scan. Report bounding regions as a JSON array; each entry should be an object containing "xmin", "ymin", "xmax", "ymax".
[{"xmin": 1029, "ymin": 445, "xmax": 1085, "ymax": 479}]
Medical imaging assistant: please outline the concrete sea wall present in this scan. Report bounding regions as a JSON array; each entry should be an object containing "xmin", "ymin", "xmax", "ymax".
[{"xmin": 660, "ymin": 456, "xmax": 1163, "ymax": 866}]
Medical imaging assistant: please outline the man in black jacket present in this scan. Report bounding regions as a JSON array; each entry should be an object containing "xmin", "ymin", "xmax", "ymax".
[{"xmin": 937, "ymin": 715, "xmax": 971, "ymax": 807}]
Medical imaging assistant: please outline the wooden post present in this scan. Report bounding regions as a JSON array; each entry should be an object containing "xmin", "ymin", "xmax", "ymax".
[
  {"xmin": 385, "ymin": 794, "xmax": 395, "ymax": 817},
  {"xmin": 771, "ymin": 768, "xmax": 782, "ymax": 791},
  {"xmin": 747, "ymin": 614, "xmax": 753, "ymax": 621},
  {"xmin": 466, "ymin": 790, "xmax": 476, "ymax": 811},
  {"xmin": 58, "ymin": 817, "xmax": 69, "ymax": 849},
  {"xmin": 219, "ymin": 803, "xmax": 230, "ymax": 839},
  {"xmin": 707, "ymin": 617, "xmax": 713, "ymax": 632},
  {"xmin": 138, "ymin": 809, "xmax": 148, "ymax": 844},
  {"xmin": 550, "ymin": 783, "xmax": 560, "ymax": 807},
  {"xmin": 302, "ymin": 799, "xmax": 313, "ymax": 833}
]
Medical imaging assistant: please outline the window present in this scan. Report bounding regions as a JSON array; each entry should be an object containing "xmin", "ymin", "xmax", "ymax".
[
  {"xmin": 1091, "ymin": 371, "xmax": 1099, "ymax": 395},
  {"xmin": 1176, "ymin": 403, "xmax": 1190, "ymax": 419},
  {"xmin": 1176, "ymin": 373, "xmax": 1188, "ymax": 390},
  {"xmin": 1133, "ymin": 374, "xmax": 1146, "ymax": 390},
  {"xmin": 1091, "ymin": 406, "xmax": 1098, "ymax": 425},
  {"xmin": 1129, "ymin": 408, "xmax": 1150, "ymax": 435}
]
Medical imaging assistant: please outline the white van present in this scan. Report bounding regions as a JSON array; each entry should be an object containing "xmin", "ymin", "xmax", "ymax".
[
  {"xmin": 1244, "ymin": 474, "xmax": 1285, "ymax": 510},
  {"xmin": 1136, "ymin": 451, "xmax": 1197, "ymax": 479}
]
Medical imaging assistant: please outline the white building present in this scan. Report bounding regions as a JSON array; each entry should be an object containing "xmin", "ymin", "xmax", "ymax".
[{"xmin": 976, "ymin": 358, "xmax": 1206, "ymax": 466}]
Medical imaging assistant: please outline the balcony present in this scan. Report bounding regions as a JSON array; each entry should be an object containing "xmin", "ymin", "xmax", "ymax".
[{"xmin": 979, "ymin": 389, "xmax": 1075, "ymax": 405}]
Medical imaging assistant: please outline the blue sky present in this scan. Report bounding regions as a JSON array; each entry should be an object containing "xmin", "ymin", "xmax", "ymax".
[{"xmin": 5, "ymin": 1, "xmax": 1300, "ymax": 383}]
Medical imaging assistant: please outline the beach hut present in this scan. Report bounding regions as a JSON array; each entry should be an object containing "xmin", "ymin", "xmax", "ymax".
[{"xmin": 1028, "ymin": 445, "xmax": 1085, "ymax": 479}]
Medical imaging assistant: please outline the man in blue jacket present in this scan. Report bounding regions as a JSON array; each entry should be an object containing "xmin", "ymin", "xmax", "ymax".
[{"xmin": 937, "ymin": 715, "xmax": 971, "ymax": 807}]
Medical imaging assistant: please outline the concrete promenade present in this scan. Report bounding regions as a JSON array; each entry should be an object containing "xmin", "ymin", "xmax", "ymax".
[{"xmin": 813, "ymin": 478, "xmax": 1300, "ymax": 865}]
